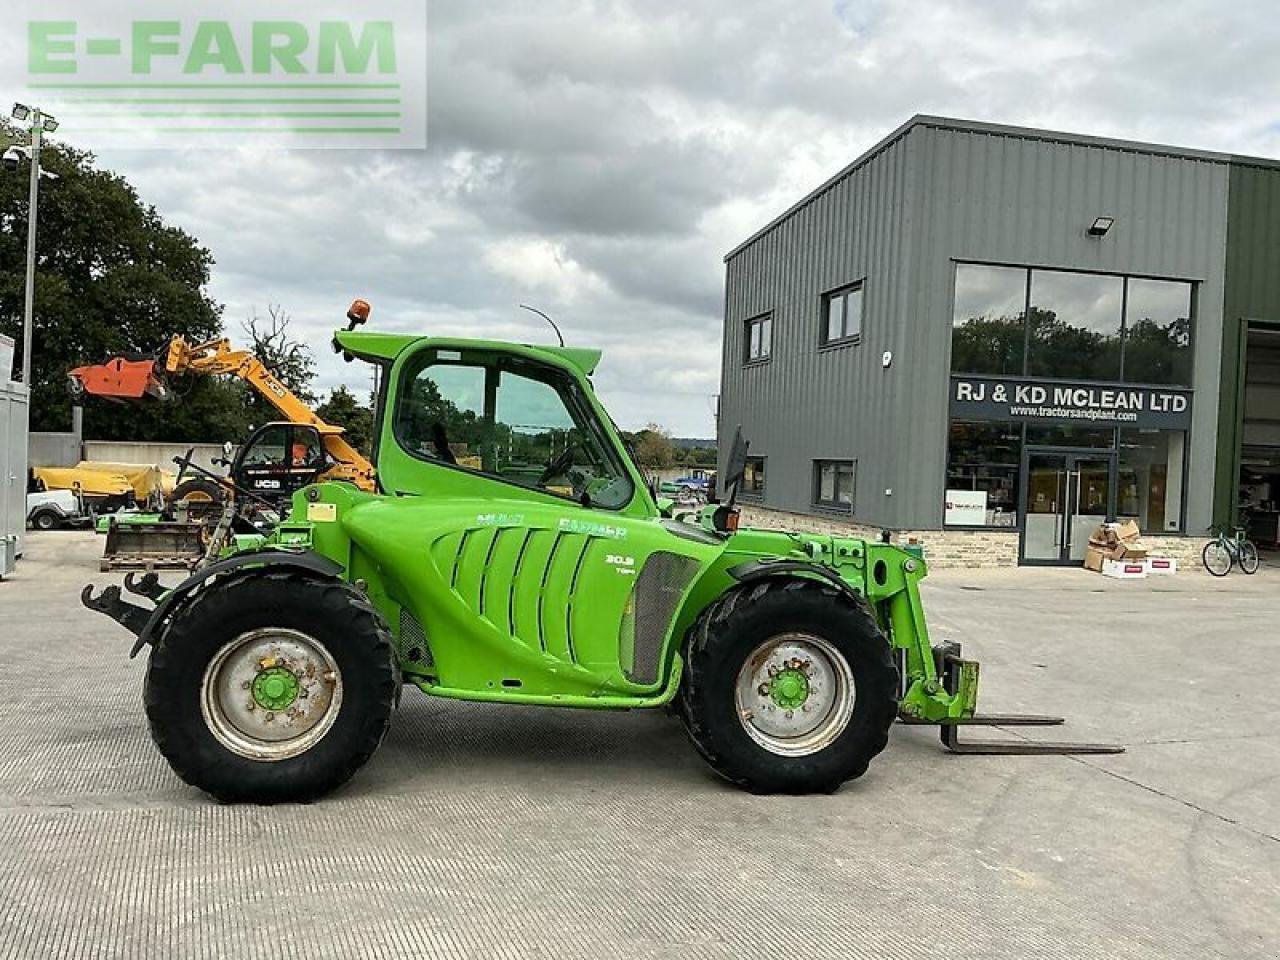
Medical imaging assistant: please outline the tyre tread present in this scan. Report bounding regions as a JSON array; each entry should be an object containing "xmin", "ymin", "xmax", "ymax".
[{"xmin": 145, "ymin": 570, "xmax": 397, "ymax": 803}]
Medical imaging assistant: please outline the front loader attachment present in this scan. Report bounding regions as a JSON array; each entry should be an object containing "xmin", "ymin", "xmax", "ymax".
[
  {"xmin": 100, "ymin": 515, "xmax": 205, "ymax": 572},
  {"xmin": 876, "ymin": 548, "xmax": 1124, "ymax": 757},
  {"xmin": 905, "ymin": 646, "xmax": 1123, "ymax": 755},
  {"xmin": 68, "ymin": 356, "xmax": 165, "ymax": 400}
]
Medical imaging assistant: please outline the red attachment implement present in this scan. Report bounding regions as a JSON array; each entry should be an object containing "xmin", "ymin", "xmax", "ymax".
[{"xmin": 68, "ymin": 358, "xmax": 164, "ymax": 400}]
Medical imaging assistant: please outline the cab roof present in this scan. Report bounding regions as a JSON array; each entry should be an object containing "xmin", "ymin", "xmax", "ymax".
[{"xmin": 334, "ymin": 330, "xmax": 602, "ymax": 377}]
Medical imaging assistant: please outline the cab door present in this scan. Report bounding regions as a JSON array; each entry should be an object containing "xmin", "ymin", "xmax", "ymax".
[
  {"xmin": 368, "ymin": 347, "xmax": 717, "ymax": 698},
  {"xmin": 234, "ymin": 423, "xmax": 328, "ymax": 505}
]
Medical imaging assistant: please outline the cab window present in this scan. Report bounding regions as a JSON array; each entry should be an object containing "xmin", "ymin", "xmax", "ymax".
[
  {"xmin": 290, "ymin": 430, "xmax": 324, "ymax": 468},
  {"xmin": 242, "ymin": 425, "xmax": 289, "ymax": 466},
  {"xmin": 394, "ymin": 352, "xmax": 634, "ymax": 509}
]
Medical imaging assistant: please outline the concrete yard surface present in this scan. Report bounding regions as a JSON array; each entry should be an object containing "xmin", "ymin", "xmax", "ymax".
[{"xmin": 0, "ymin": 532, "xmax": 1276, "ymax": 959}]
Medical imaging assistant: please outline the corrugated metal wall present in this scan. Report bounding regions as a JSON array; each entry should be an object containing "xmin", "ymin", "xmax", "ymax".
[
  {"xmin": 720, "ymin": 119, "xmax": 1231, "ymax": 532},
  {"xmin": 1217, "ymin": 163, "xmax": 1280, "ymax": 522},
  {"xmin": 913, "ymin": 124, "xmax": 1229, "ymax": 532},
  {"xmin": 719, "ymin": 128, "xmax": 923, "ymax": 527}
]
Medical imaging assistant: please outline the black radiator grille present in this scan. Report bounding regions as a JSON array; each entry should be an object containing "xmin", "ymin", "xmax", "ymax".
[{"xmin": 620, "ymin": 552, "xmax": 700, "ymax": 684}]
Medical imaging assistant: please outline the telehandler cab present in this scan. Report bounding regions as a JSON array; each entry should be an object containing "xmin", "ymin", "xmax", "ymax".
[{"xmin": 83, "ymin": 302, "xmax": 1119, "ymax": 803}]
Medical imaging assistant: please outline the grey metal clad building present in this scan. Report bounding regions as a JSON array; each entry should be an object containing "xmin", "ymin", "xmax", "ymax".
[{"xmin": 719, "ymin": 115, "xmax": 1280, "ymax": 565}]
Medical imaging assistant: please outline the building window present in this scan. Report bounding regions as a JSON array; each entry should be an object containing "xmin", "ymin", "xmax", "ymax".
[
  {"xmin": 950, "ymin": 264, "xmax": 1027, "ymax": 376},
  {"xmin": 1123, "ymin": 279, "xmax": 1193, "ymax": 386},
  {"xmin": 745, "ymin": 313, "xmax": 772, "ymax": 363},
  {"xmin": 945, "ymin": 422, "xmax": 1020, "ymax": 527},
  {"xmin": 813, "ymin": 459, "xmax": 855, "ymax": 510},
  {"xmin": 950, "ymin": 264, "xmax": 1195, "ymax": 387},
  {"xmin": 822, "ymin": 283, "xmax": 864, "ymax": 346},
  {"xmin": 742, "ymin": 456, "xmax": 766, "ymax": 496},
  {"xmin": 1118, "ymin": 429, "xmax": 1185, "ymax": 532},
  {"xmin": 1027, "ymin": 270, "xmax": 1124, "ymax": 381}
]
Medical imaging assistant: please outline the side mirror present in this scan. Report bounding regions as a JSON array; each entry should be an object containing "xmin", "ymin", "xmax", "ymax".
[
  {"xmin": 222, "ymin": 440, "xmax": 234, "ymax": 457},
  {"xmin": 723, "ymin": 426, "xmax": 749, "ymax": 506}
]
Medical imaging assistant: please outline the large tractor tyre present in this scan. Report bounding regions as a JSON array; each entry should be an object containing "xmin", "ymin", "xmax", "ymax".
[
  {"xmin": 679, "ymin": 579, "xmax": 898, "ymax": 794},
  {"xmin": 144, "ymin": 571, "xmax": 398, "ymax": 803},
  {"xmin": 169, "ymin": 478, "xmax": 226, "ymax": 521}
]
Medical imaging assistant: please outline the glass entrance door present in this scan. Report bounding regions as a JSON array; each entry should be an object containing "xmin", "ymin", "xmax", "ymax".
[{"xmin": 1021, "ymin": 448, "xmax": 1115, "ymax": 564}]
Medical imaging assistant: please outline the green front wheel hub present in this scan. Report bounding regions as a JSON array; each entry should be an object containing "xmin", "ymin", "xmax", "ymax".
[
  {"xmin": 769, "ymin": 669, "xmax": 810, "ymax": 709},
  {"xmin": 253, "ymin": 666, "xmax": 300, "ymax": 711}
]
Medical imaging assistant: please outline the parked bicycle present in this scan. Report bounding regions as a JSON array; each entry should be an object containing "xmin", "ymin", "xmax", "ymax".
[{"xmin": 1201, "ymin": 525, "xmax": 1260, "ymax": 576}]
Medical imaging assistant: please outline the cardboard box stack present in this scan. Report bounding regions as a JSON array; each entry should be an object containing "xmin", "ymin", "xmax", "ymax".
[{"xmin": 1082, "ymin": 520, "xmax": 1172, "ymax": 578}]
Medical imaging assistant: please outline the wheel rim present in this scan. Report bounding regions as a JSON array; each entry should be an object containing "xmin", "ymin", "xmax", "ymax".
[
  {"xmin": 200, "ymin": 627, "xmax": 343, "ymax": 761},
  {"xmin": 733, "ymin": 632, "xmax": 856, "ymax": 757},
  {"xmin": 1203, "ymin": 543, "xmax": 1231, "ymax": 575}
]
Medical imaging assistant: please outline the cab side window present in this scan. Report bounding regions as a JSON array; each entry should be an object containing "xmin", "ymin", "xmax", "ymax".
[{"xmin": 395, "ymin": 354, "xmax": 633, "ymax": 509}]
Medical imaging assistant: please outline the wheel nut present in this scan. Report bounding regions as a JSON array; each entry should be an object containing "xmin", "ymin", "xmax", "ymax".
[
  {"xmin": 246, "ymin": 701, "xmax": 255, "ymax": 711},
  {"xmin": 758, "ymin": 683, "xmax": 769, "ymax": 696},
  {"xmin": 265, "ymin": 712, "xmax": 274, "ymax": 722},
  {"xmin": 241, "ymin": 680, "xmax": 251, "ymax": 690}
]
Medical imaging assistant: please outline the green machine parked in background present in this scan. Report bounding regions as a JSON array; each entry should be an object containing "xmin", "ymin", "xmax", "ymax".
[{"xmin": 83, "ymin": 302, "xmax": 1119, "ymax": 803}]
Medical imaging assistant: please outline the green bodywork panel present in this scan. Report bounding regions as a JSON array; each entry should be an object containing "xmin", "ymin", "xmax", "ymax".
[{"xmin": 234, "ymin": 329, "xmax": 975, "ymax": 721}]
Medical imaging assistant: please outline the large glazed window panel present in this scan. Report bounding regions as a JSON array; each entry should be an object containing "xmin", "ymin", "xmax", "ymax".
[
  {"xmin": 1123, "ymin": 279, "xmax": 1193, "ymax": 386},
  {"xmin": 951, "ymin": 264, "xmax": 1027, "ymax": 375},
  {"xmin": 1027, "ymin": 270, "xmax": 1124, "ymax": 380},
  {"xmin": 1118, "ymin": 429, "xmax": 1185, "ymax": 533},
  {"xmin": 945, "ymin": 421, "xmax": 1020, "ymax": 527}
]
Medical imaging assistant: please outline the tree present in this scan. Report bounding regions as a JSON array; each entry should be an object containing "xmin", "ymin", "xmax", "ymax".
[
  {"xmin": 315, "ymin": 385, "xmax": 375, "ymax": 456},
  {"xmin": 629, "ymin": 423, "xmax": 677, "ymax": 469},
  {"xmin": 243, "ymin": 304, "xmax": 316, "ymax": 412},
  {"xmin": 0, "ymin": 120, "xmax": 248, "ymax": 441}
]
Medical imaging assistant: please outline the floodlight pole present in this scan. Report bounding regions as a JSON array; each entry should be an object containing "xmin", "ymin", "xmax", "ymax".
[{"xmin": 20, "ymin": 110, "xmax": 43, "ymax": 389}]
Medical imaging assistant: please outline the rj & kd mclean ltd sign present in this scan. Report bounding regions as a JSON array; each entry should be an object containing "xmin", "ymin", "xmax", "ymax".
[{"xmin": 950, "ymin": 375, "xmax": 1192, "ymax": 430}]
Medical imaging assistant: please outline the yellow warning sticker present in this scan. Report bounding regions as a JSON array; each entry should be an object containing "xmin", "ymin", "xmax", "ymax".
[{"xmin": 307, "ymin": 502, "xmax": 337, "ymax": 522}]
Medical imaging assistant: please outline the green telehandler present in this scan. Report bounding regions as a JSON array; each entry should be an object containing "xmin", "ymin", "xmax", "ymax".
[{"xmin": 83, "ymin": 301, "xmax": 1119, "ymax": 803}]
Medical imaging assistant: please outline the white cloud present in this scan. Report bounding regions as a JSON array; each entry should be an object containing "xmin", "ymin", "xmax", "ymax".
[
  {"xmin": 481, "ymin": 237, "xmax": 607, "ymax": 303},
  {"xmin": 11, "ymin": 0, "xmax": 1280, "ymax": 435}
]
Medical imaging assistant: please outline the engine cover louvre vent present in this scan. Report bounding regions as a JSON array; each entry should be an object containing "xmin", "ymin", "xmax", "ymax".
[{"xmin": 620, "ymin": 551, "xmax": 701, "ymax": 684}]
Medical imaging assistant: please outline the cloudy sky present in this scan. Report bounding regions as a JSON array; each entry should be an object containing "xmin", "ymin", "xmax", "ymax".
[{"xmin": 9, "ymin": 1, "xmax": 1280, "ymax": 436}]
